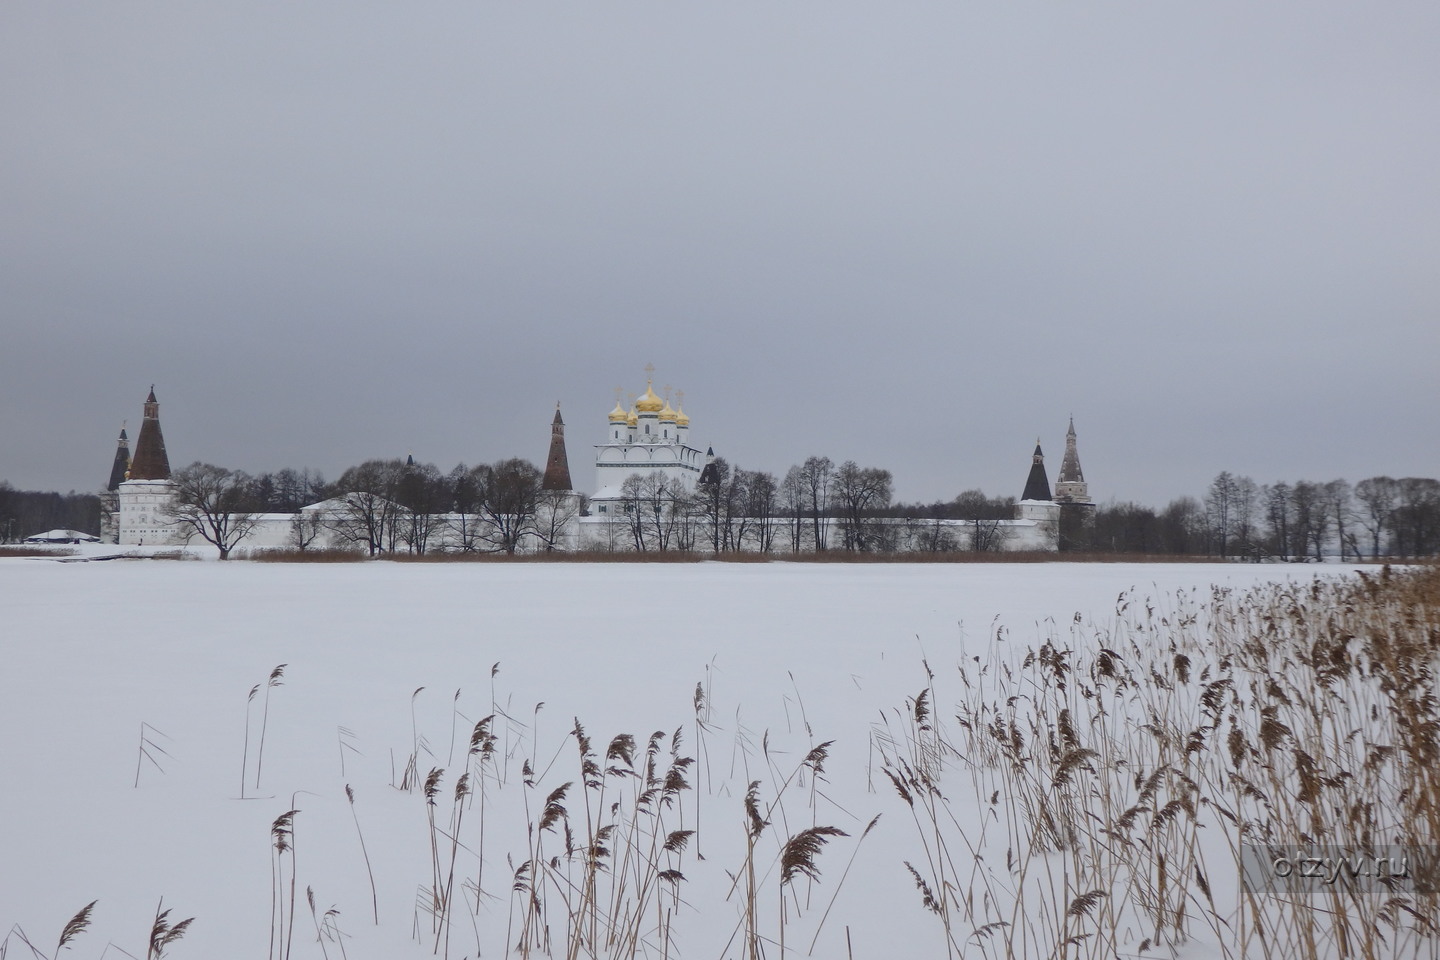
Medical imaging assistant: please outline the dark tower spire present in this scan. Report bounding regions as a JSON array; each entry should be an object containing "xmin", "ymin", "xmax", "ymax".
[
  {"xmin": 541, "ymin": 404, "xmax": 573, "ymax": 491},
  {"xmin": 127, "ymin": 386, "xmax": 171, "ymax": 480},
  {"xmin": 106, "ymin": 424, "xmax": 131, "ymax": 492},
  {"xmin": 1021, "ymin": 440, "xmax": 1052, "ymax": 501}
]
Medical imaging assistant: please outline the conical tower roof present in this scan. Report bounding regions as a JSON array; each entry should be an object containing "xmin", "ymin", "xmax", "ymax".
[
  {"xmin": 697, "ymin": 446, "xmax": 722, "ymax": 486},
  {"xmin": 106, "ymin": 426, "xmax": 131, "ymax": 492},
  {"xmin": 127, "ymin": 387, "xmax": 171, "ymax": 480},
  {"xmin": 541, "ymin": 404, "xmax": 573, "ymax": 491},
  {"xmin": 1021, "ymin": 441, "xmax": 1051, "ymax": 501}
]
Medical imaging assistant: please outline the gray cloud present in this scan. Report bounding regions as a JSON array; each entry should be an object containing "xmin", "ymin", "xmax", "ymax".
[{"xmin": 2, "ymin": 2, "xmax": 1436, "ymax": 505}]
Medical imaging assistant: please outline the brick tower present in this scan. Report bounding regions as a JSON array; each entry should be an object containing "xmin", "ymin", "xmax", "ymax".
[{"xmin": 542, "ymin": 404, "xmax": 573, "ymax": 491}]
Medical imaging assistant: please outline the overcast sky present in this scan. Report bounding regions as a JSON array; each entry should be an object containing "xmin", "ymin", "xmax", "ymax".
[{"xmin": 3, "ymin": 2, "xmax": 1436, "ymax": 506}]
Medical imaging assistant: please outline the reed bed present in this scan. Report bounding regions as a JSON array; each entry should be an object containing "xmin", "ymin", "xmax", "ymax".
[{"xmin": 877, "ymin": 563, "xmax": 1440, "ymax": 959}]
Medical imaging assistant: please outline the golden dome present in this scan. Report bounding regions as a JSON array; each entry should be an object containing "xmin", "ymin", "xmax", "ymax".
[
  {"xmin": 659, "ymin": 399, "xmax": 678, "ymax": 422},
  {"xmin": 608, "ymin": 401, "xmax": 628, "ymax": 423},
  {"xmin": 635, "ymin": 381, "xmax": 664, "ymax": 414},
  {"xmin": 675, "ymin": 405, "xmax": 690, "ymax": 427},
  {"xmin": 626, "ymin": 406, "xmax": 638, "ymax": 427}
]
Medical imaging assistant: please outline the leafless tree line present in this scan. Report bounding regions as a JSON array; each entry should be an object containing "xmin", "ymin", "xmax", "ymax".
[
  {"xmin": 601, "ymin": 456, "xmax": 1019, "ymax": 555},
  {"xmin": 156, "ymin": 452, "xmax": 1031, "ymax": 559},
  {"xmin": 1095, "ymin": 473, "xmax": 1440, "ymax": 559},
  {"xmin": 160, "ymin": 457, "xmax": 579, "ymax": 558},
  {"xmin": 94, "ymin": 450, "xmax": 1440, "ymax": 560}
]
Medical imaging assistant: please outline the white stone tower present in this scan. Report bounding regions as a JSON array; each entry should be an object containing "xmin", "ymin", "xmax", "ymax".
[
  {"xmin": 117, "ymin": 387, "xmax": 178, "ymax": 545},
  {"xmin": 1054, "ymin": 417, "xmax": 1091, "ymax": 504}
]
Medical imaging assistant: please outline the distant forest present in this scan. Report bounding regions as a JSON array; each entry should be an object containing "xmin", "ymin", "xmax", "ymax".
[
  {"xmin": 0, "ymin": 484, "xmax": 101, "ymax": 542},
  {"xmin": 3, "ymin": 465, "xmax": 1438, "ymax": 558}
]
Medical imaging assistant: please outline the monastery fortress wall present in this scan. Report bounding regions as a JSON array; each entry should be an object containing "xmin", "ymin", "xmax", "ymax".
[{"xmin": 104, "ymin": 381, "xmax": 1092, "ymax": 554}]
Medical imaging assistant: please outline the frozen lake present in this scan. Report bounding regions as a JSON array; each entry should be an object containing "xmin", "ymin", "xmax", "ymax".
[{"xmin": 0, "ymin": 559, "xmax": 1361, "ymax": 958}]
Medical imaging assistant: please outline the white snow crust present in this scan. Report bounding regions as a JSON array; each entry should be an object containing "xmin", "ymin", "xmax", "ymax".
[{"xmin": 0, "ymin": 558, "xmax": 1358, "ymax": 958}]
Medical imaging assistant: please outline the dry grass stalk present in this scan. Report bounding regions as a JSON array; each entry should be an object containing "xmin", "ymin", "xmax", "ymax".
[
  {"xmin": 133, "ymin": 722, "xmax": 172, "ymax": 789},
  {"xmin": 344, "ymin": 785, "xmax": 379, "ymax": 924},
  {"xmin": 145, "ymin": 900, "xmax": 192, "ymax": 960},
  {"xmin": 55, "ymin": 901, "xmax": 97, "ymax": 956},
  {"xmin": 254, "ymin": 665, "xmax": 286, "ymax": 791}
]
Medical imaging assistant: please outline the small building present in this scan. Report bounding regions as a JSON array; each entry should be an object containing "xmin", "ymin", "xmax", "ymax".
[{"xmin": 23, "ymin": 529, "xmax": 101, "ymax": 544}]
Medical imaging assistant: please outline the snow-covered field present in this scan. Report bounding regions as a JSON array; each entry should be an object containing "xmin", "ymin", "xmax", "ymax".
[{"xmin": 0, "ymin": 557, "xmax": 1360, "ymax": 959}]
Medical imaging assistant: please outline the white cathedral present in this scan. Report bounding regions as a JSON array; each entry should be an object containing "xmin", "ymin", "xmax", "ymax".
[
  {"xmin": 105, "ymin": 380, "xmax": 1090, "ymax": 554},
  {"xmin": 588, "ymin": 382, "xmax": 707, "ymax": 514}
]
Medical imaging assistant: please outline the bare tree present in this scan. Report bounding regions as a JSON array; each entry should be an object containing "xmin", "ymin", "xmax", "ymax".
[
  {"xmin": 1159, "ymin": 496, "xmax": 1205, "ymax": 555},
  {"xmin": 1093, "ymin": 501, "xmax": 1161, "ymax": 553},
  {"xmin": 394, "ymin": 461, "xmax": 449, "ymax": 555},
  {"xmin": 950, "ymin": 492, "xmax": 1019, "ymax": 552},
  {"xmin": 952, "ymin": 489, "xmax": 1013, "ymax": 553},
  {"xmin": 445, "ymin": 463, "xmax": 487, "ymax": 553},
  {"xmin": 1205, "ymin": 471, "xmax": 1237, "ymax": 556},
  {"xmin": 618, "ymin": 474, "xmax": 650, "ymax": 551},
  {"xmin": 1354, "ymin": 476, "xmax": 1398, "ymax": 559},
  {"xmin": 910, "ymin": 516, "xmax": 958, "ymax": 552},
  {"xmin": 971, "ymin": 516, "xmax": 1011, "ymax": 553},
  {"xmin": 619, "ymin": 472, "xmax": 684, "ymax": 552},
  {"xmin": 739, "ymin": 468, "xmax": 778, "ymax": 553},
  {"xmin": 1394, "ymin": 477, "xmax": 1440, "ymax": 557},
  {"xmin": 162, "ymin": 462, "xmax": 262, "ymax": 560},
  {"xmin": 1232, "ymin": 475, "xmax": 1260, "ymax": 558},
  {"xmin": 779, "ymin": 466, "xmax": 807, "ymax": 553},
  {"xmin": 799, "ymin": 456, "xmax": 834, "ymax": 551},
  {"xmin": 1263, "ymin": 483, "xmax": 1292, "ymax": 558},
  {"xmin": 533, "ymin": 490, "xmax": 580, "ymax": 552},
  {"xmin": 476, "ymin": 459, "xmax": 544, "ymax": 554},
  {"xmin": 287, "ymin": 511, "xmax": 326, "ymax": 552},
  {"xmin": 327, "ymin": 459, "xmax": 405, "ymax": 556},
  {"xmin": 1290, "ymin": 481, "xmax": 1327, "ymax": 560},
  {"xmin": 694, "ymin": 456, "xmax": 733, "ymax": 553},
  {"xmin": 1322, "ymin": 479, "xmax": 1355, "ymax": 560},
  {"xmin": 834, "ymin": 461, "xmax": 893, "ymax": 552}
]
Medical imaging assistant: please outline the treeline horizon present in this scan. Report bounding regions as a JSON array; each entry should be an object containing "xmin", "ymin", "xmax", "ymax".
[{"xmin": 3, "ymin": 462, "xmax": 1438, "ymax": 558}]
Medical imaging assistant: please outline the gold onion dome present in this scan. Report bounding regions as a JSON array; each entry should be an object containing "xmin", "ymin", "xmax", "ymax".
[
  {"xmin": 675, "ymin": 405, "xmax": 689, "ymax": 427},
  {"xmin": 626, "ymin": 406, "xmax": 638, "ymax": 427},
  {"xmin": 608, "ymin": 401, "xmax": 628, "ymax": 423},
  {"xmin": 659, "ymin": 400, "xmax": 678, "ymax": 422},
  {"xmin": 635, "ymin": 382, "xmax": 664, "ymax": 413}
]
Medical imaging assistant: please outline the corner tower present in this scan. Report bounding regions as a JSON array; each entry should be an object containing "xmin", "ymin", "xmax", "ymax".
[
  {"xmin": 117, "ymin": 387, "xmax": 177, "ymax": 546},
  {"xmin": 128, "ymin": 387, "xmax": 171, "ymax": 481},
  {"xmin": 107, "ymin": 426, "xmax": 131, "ymax": 492},
  {"xmin": 1021, "ymin": 441, "xmax": 1052, "ymax": 502},
  {"xmin": 542, "ymin": 404, "xmax": 573, "ymax": 491},
  {"xmin": 1054, "ymin": 417, "xmax": 1095, "ymax": 551},
  {"xmin": 1054, "ymin": 417, "xmax": 1090, "ymax": 504},
  {"xmin": 100, "ymin": 425, "xmax": 131, "ymax": 543}
]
